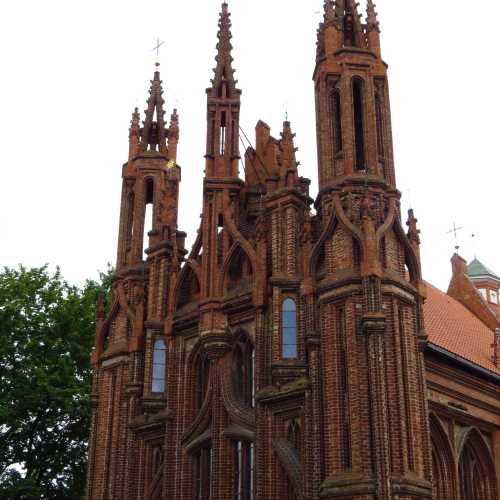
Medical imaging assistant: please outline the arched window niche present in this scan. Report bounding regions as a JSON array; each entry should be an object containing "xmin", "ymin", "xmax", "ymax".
[
  {"xmin": 458, "ymin": 429, "xmax": 496, "ymax": 500},
  {"xmin": 196, "ymin": 355, "xmax": 210, "ymax": 410},
  {"xmin": 233, "ymin": 440, "xmax": 254, "ymax": 500},
  {"xmin": 143, "ymin": 178, "xmax": 155, "ymax": 260},
  {"xmin": 193, "ymin": 443, "xmax": 212, "ymax": 500},
  {"xmin": 234, "ymin": 335, "xmax": 255, "ymax": 408},
  {"xmin": 329, "ymin": 84, "xmax": 343, "ymax": 156},
  {"xmin": 352, "ymin": 77, "xmax": 366, "ymax": 172},
  {"xmin": 282, "ymin": 298, "xmax": 298, "ymax": 359},
  {"xmin": 151, "ymin": 339, "xmax": 166, "ymax": 393}
]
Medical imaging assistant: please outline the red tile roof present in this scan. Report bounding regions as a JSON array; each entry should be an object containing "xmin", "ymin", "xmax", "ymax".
[{"xmin": 424, "ymin": 282, "xmax": 499, "ymax": 375}]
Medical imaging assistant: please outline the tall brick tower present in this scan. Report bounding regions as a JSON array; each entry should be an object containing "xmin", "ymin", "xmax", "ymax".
[
  {"xmin": 312, "ymin": 0, "xmax": 432, "ymax": 497},
  {"xmin": 86, "ymin": 2, "xmax": 434, "ymax": 499}
]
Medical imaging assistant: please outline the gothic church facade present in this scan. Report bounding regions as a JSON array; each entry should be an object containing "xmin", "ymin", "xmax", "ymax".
[{"xmin": 86, "ymin": 2, "xmax": 500, "ymax": 499}]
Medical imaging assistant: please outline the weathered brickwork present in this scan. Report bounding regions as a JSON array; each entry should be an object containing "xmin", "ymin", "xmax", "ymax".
[{"xmin": 86, "ymin": 2, "xmax": 500, "ymax": 499}]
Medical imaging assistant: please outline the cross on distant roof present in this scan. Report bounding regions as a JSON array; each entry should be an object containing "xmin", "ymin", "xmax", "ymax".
[
  {"xmin": 152, "ymin": 38, "xmax": 165, "ymax": 65},
  {"xmin": 446, "ymin": 222, "xmax": 464, "ymax": 252}
]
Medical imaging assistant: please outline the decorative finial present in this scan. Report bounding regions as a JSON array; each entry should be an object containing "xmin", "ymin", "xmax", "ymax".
[
  {"xmin": 366, "ymin": 0, "xmax": 380, "ymax": 32},
  {"xmin": 324, "ymin": 0, "xmax": 335, "ymax": 23},
  {"xmin": 406, "ymin": 209, "xmax": 421, "ymax": 246},
  {"xmin": 207, "ymin": 1, "xmax": 240, "ymax": 100},
  {"xmin": 96, "ymin": 292, "xmax": 106, "ymax": 320}
]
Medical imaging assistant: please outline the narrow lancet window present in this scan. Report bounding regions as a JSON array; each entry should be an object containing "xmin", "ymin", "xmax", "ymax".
[
  {"xmin": 234, "ymin": 337, "xmax": 255, "ymax": 407},
  {"xmin": 375, "ymin": 89, "xmax": 384, "ymax": 158},
  {"xmin": 282, "ymin": 298, "xmax": 297, "ymax": 359},
  {"xmin": 143, "ymin": 178, "xmax": 154, "ymax": 259},
  {"xmin": 151, "ymin": 339, "xmax": 166, "ymax": 393},
  {"xmin": 233, "ymin": 441, "xmax": 254, "ymax": 500},
  {"xmin": 194, "ymin": 445, "xmax": 212, "ymax": 500},
  {"xmin": 126, "ymin": 191, "xmax": 134, "ymax": 248},
  {"xmin": 329, "ymin": 88, "xmax": 343, "ymax": 154},
  {"xmin": 352, "ymin": 78, "xmax": 366, "ymax": 171},
  {"xmin": 196, "ymin": 356, "xmax": 210, "ymax": 409},
  {"xmin": 220, "ymin": 111, "xmax": 227, "ymax": 155}
]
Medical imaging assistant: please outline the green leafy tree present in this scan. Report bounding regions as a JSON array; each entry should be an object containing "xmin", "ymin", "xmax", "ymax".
[{"xmin": 0, "ymin": 265, "xmax": 113, "ymax": 500}]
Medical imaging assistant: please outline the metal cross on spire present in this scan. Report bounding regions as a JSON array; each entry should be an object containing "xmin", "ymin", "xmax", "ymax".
[
  {"xmin": 152, "ymin": 38, "xmax": 165, "ymax": 66},
  {"xmin": 447, "ymin": 222, "xmax": 464, "ymax": 252}
]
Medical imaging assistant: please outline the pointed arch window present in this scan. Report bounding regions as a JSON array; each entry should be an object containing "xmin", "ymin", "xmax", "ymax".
[
  {"xmin": 288, "ymin": 419, "xmax": 301, "ymax": 455},
  {"xmin": 458, "ymin": 432, "xmax": 495, "ymax": 500},
  {"xmin": 196, "ymin": 355, "xmax": 210, "ymax": 410},
  {"xmin": 126, "ymin": 191, "xmax": 135, "ymax": 249},
  {"xmin": 151, "ymin": 339, "xmax": 166, "ymax": 393},
  {"xmin": 194, "ymin": 444, "xmax": 212, "ymax": 500},
  {"xmin": 220, "ymin": 111, "xmax": 227, "ymax": 155},
  {"xmin": 143, "ymin": 178, "xmax": 155, "ymax": 259},
  {"xmin": 352, "ymin": 77, "xmax": 366, "ymax": 171},
  {"xmin": 233, "ymin": 440, "xmax": 254, "ymax": 500},
  {"xmin": 234, "ymin": 336, "xmax": 255, "ymax": 407},
  {"xmin": 374, "ymin": 82, "xmax": 385, "ymax": 159},
  {"xmin": 282, "ymin": 298, "xmax": 297, "ymax": 359},
  {"xmin": 329, "ymin": 85, "xmax": 343, "ymax": 155}
]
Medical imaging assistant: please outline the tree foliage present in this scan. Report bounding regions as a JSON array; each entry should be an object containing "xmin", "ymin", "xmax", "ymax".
[{"xmin": 0, "ymin": 265, "xmax": 113, "ymax": 499}]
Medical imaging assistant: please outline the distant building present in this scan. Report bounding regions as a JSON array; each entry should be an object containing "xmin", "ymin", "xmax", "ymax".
[{"xmin": 86, "ymin": 2, "xmax": 499, "ymax": 499}]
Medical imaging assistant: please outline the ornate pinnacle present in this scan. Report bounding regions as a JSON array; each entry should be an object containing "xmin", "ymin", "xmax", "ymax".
[
  {"xmin": 335, "ymin": 0, "xmax": 345, "ymax": 17},
  {"xmin": 210, "ymin": 2, "xmax": 238, "ymax": 93},
  {"xmin": 142, "ymin": 68, "xmax": 167, "ymax": 151},
  {"xmin": 366, "ymin": 0, "xmax": 380, "ymax": 32},
  {"xmin": 129, "ymin": 107, "xmax": 140, "ymax": 137},
  {"xmin": 280, "ymin": 121, "xmax": 299, "ymax": 172},
  {"xmin": 324, "ymin": 0, "xmax": 336, "ymax": 23},
  {"xmin": 406, "ymin": 209, "xmax": 421, "ymax": 246},
  {"xmin": 169, "ymin": 109, "xmax": 179, "ymax": 136},
  {"xmin": 168, "ymin": 109, "xmax": 179, "ymax": 161},
  {"xmin": 96, "ymin": 292, "xmax": 106, "ymax": 320}
]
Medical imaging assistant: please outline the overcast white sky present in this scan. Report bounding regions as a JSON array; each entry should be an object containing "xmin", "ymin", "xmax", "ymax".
[{"xmin": 1, "ymin": 0, "xmax": 499, "ymax": 291}]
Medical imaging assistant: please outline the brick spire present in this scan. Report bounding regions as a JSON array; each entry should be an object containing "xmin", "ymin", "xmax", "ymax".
[
  {"xmin": 128, "ymin": 106, "xmax": 141, "ymax": 159},
  {"xmin": 204, "ymin": 1, "xmax": 241, "ymax": 178},
  {"xmin": 167, "ymin": 108, "xmax": 179, "ymax": 162},
  {"xmin": 141, "ymin": 66, "xmax": 168, "ymax": 154},
  {"xmin": 208, "ymin": 2, "xmax": 239, "ymax": 99},
  {"xmin": 279, "ymin": 120, "xmax": 299, "ymax": 186},
  {"xmin": 366, "ymin": 0, "xmax": 380, "ymax": 30},
  {"xmin": 324, "ymin": 0, "xmax": 336, "ymax": 24}
]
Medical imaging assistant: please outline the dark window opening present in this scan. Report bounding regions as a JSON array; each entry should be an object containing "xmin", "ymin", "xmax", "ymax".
[
  {"xmin": 343, "ymin": 14, "xmax": 356, "ymax": 46},
  {"xmin": 375, "ymin": 90, "xmax": 385, "ymax": 158},
  {"xmin": 329, "ymin": 89, "xmax": 343, "ymax": 154},
  {"xmin": 459, "ymin": 437, "xmax": 494, "ymax": 500},
  {"xmin": 177, "ymin": 268, "xmax": 200, "ymax": 309},
  {"xmin": 315, "ymin": 245, "xmax": 326, "ymax": 281},
  {"xmin": 288, "ymin": 420, "xmax": 301, "ymax": 455},
  {"xmin": 196, "ymin": 356, "xmax": 210, "ymax": 410},
  {"xmin": 194, "ymin": 445, "xmax": 212, "ymax": 500},
  {"xmin": 353, "ymin": 238, "xmax": 361, "ymax": 267},
  {"xmin": 143, "ymin": 178, "xmax": 155, "ymax": 259},
  {"xmin": 234, "ymin": 337, "xmax": 255, "ymax": 408},
  {"xmin": 126, "ymin": 192, "xmax": 134, "ymax": 248},
  {"xmin": 233, "ymin": 441, "xmax": 254, "ymax": 500},
  {"xmin": 282, "ymin": 298, "xmax": 297, "ymax": 359},
  {"xmin": 220, "ymin": 112, "xmax": 227, "ymax": 155},
  {"xmin": 227, "ymin": 249, "xmax": 253, "ymax": 293},
  {"xmin": 151, "ymin": 339, "xmax": 166, "ymax": 393},
  {"xmin": 352, "ymin": 78, "xmax": 366, "ymax": 171}
]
